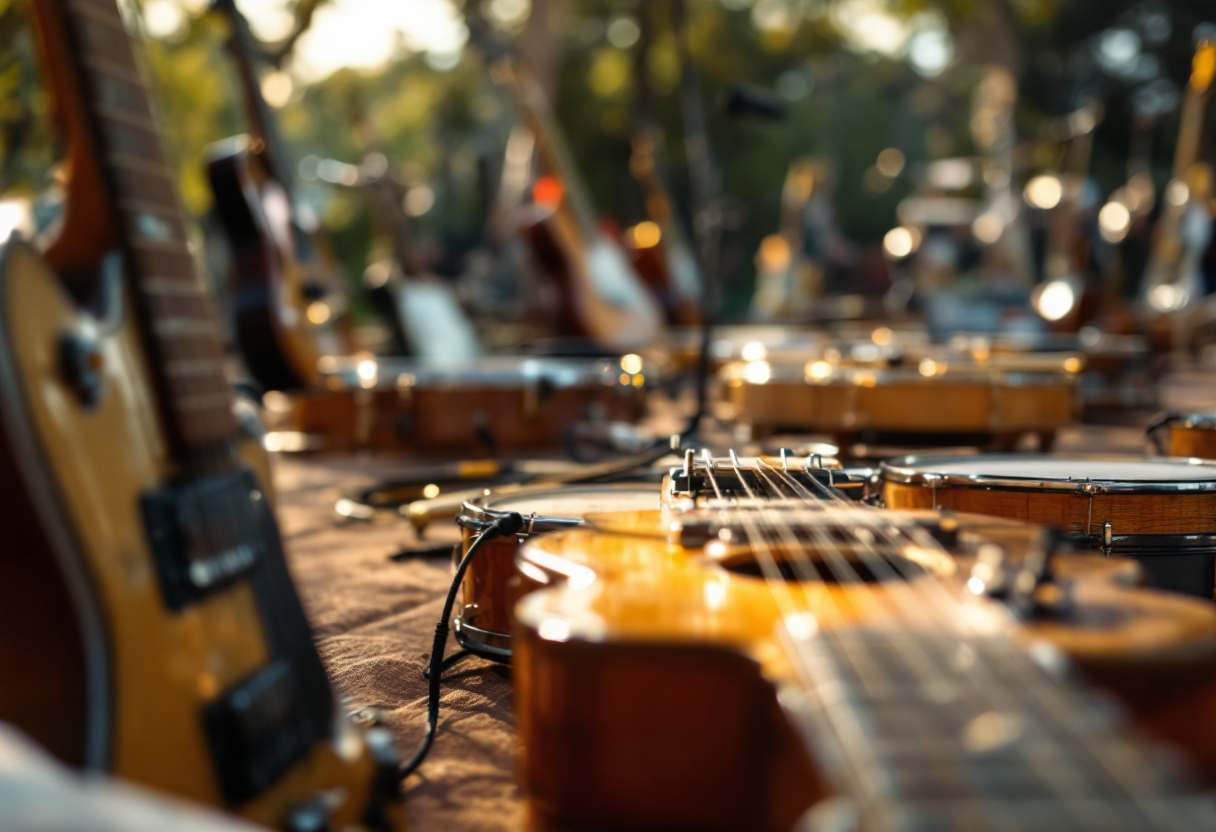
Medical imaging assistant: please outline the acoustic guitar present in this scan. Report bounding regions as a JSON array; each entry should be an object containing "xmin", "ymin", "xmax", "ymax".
[
  {"xmin": 0, "ymin": 2, "xmax": 402, "ymax": 828},
  {"xmin": 206, "ymin": 0, "xmax": 351, "ymax": 391},
  {"xmin": 513, "ymin": 453, "xmax": 1216, "ymax": 829}
]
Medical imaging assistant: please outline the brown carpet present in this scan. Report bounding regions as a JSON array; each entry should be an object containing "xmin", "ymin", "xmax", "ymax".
[{"xmin": 275, "ymin": 459, "xmax": 522, "ymax": 832}]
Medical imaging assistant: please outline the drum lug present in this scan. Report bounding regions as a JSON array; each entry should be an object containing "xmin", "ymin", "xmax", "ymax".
[
  {"xmin": 1102, "ymin": 520, "xmax": 1114, "ymax": 556},
  {"xmin": 922, "ymin": 473, "xmax": 941, "ymax": 509},
  {"xmin": 462, "ymin": 603, "xmax": 481, "ymax": 622}
]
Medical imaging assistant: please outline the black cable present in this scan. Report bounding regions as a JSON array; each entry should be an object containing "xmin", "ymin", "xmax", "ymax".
[{"xmin": 397, "ymin": 511, "xmax": 525, "ymax": 783}]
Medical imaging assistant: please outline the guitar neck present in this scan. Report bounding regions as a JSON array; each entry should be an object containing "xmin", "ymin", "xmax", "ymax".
[
  {"xmin": 36, "ymin": 0, "xmax": 237, "ymax": 464},
  {"xmin": 790, "ymin": 623, "xmax": 1212, "ymax": 828},
  {"xmin": 217, "ymin": 0, "xmax": 293, "ymax": 189}
]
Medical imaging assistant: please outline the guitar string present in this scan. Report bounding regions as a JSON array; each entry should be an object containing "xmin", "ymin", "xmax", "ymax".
[
  {"xmin": 761, "ymin": 456, "xmax": 1197, "ymax": 816},
  {"xmin": 701, "ymin": 453, "xmax": 1145, "ymax": 822},
  {"xmin": 754, "ymin": 458, "xmax": 1162, "ymax": 814}
]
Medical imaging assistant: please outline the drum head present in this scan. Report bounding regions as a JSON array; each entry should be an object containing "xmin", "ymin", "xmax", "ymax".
[
  {"xmin": 883, "ymin": 454, "xmax": 1216, "ymax": 491},
  {"xmin": 460, "ymin": 484, "xmax": 659, "ymax": 533},
  {"xmin": 486, "ymin": 485, "xmax": 658, "ymax": 518}
]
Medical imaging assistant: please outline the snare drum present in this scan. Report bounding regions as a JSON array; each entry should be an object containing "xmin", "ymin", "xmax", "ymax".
[
  {"xmin": 280, "ymin": 355, "xmax": 648, "ymax": 452},
  {"xmin": 881, "ymin": 454, "xmax": 1216, "ymax": 597},
  {"xmin": 1149, "ymin": 413, "xmax": 1216, "ymax": 459},
  {"xmin": 454, "ymin": 484, "xmax": 660, "ymax": 661}
]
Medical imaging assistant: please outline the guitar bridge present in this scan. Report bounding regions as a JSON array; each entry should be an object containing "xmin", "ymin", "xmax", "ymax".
[{"xmin": 666, "ymin": 449, "xmax": 857, "ymax": 504}]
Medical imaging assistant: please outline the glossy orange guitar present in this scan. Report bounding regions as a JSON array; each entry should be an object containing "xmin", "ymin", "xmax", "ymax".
[
  {"xmin": 514, "ymin": 454, "xmax": 1216, "ymax": 829},
  {"xmin": 0, "ymin": 1, "xmax": 401, "ymax": 828}
]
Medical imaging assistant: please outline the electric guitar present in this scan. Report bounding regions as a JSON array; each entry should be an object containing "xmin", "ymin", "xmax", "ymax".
[
  {"xmin": 206, "ymin": 0, "xmax": 352, "ymax": 391},
  {"xmin": 513, "ymin": 453, "xmax": 1216, "ymax": 829},
  {"xmin": 0, "ymin": 2, "xmax": 402, "ymax": 828}
]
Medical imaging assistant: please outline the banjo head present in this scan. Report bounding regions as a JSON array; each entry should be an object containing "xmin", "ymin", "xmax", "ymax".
[{"xmin": 882, "ymin": 454, "xmax": 1216, "ymax": 492}]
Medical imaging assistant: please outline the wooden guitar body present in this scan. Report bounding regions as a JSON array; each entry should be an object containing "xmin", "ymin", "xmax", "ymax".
[
  {"xmin": 0, "ymin": 241, "xmax": 398, "ymax": 829},
  {"xmin": 207, "ymin": 138, "xmax": 321, "ymax": 392},
  {"xmin": 513, "ymin": 510, "xmax": 1216, "ymax": 830}
]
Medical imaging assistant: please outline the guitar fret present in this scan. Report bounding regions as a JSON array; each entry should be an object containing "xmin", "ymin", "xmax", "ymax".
[
  {"xmin": 112, "ymin": 165, "xmax": 179, "ymax": 208},
  {"xmin": 95, "ymin": 99, "xmax": 157, "ymax": 132},
  {"xmin": 108, "ymin": 151, "xmax": 174, "ymax": 181},
  {"xmin": 121, "ymin": 198, "xmax": 179, "ymax": 220},
  {"xmin": 102, "ymin": 121, "xmax": 166, "ymax": 165},
  {"xmin": 74, "ymin": 19, "xmax": 140, "ymax": 75},
  {"xmin": 66, "ymin": 0, "xmax": 127, "ymax": 31},
  {"xmin": 129, "ymin": 236, "xmax": 191, "ymax": 255},
  {"xmin": 154, "ymin": 317, "xmax": 219, "ymax": 338},
  {"xmin": 81, "ymin": 54, "xmax": 144, "ymax": 89},
  {"xmin": 172, "ymin": 392, "xmax": 235, "ymax": 413},
  {"xmin": 165, "ymin": 360, "xmax": 227, "ymax": 380},
  {"xmin": 141, "ymin": 277, "xmax": 205, "ymax": 297}
]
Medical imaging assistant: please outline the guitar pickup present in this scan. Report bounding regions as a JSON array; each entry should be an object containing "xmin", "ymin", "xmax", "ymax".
[
  {"xmin": 204, "ymin": 658, "xmax": 313, "ymax": 806},
  {"xmin": 142, "ymin": 466, "xmax": 264, "ymax": 610}
]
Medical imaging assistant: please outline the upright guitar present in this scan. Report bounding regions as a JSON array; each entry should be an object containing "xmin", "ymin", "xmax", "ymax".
[
  {"xmin": 207, "ymin": 0, "xmax": 351, "ymax": 391},
  {"xmin": 0, "ymin": 1, "xmax": 401, "ymax": 828},
  {"xmin": 470, "ymin": 22, "xmax": 665, "ymax": 351},
  {"xmin": 624, "ymin": 4, "xmax": 702, "ymax": 327}
]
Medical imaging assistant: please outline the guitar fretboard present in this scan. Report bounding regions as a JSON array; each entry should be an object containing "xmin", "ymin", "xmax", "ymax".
[
  {"xmin": 790, "ymin": 626, "xmax": 1216, "ymax": 830},
  {"xmin": 56, "ymin": 0, "xmax": 237, "ymax": 457}
]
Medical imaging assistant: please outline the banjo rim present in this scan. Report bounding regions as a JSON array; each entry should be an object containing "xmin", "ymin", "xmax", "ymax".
[{"xmin": 881, "ymin": 454, "xmax": 1216, "ymax": 494}]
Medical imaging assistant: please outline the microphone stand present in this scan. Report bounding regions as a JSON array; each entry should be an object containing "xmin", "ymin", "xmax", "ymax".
[{"xmin": 672, "ymin": 0, "xmax": 720, "ymax": 442}]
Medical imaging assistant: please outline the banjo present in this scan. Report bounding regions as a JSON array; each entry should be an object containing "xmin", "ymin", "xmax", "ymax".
[{"xmin": 880, "ymin": 454, "xmax": 1216, "ymax": 597}]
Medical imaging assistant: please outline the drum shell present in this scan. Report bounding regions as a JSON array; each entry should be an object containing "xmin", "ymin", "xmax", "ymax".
[
  {"xmin": 456, "ymin": 528, "xmax": 523, "ymax": 658},
  {"xmin": 287, "ymin": 383, "xmax": 645, "ymax": 452},
  {"xmin": 883, "ymin": 471, "xmax": 1216, "ymax": 597},
  {"xmin": 725, "ymin": 376, "xmax": 1076, "ymax": 435}
]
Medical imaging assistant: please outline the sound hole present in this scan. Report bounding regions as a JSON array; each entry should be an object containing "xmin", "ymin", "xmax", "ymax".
[{"xmin": 720, "ymin": 548, "xmax": 926, "ymax": 584}]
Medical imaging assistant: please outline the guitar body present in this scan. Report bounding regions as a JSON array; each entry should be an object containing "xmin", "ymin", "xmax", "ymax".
[
  {"xmin": 0, "ymin": 240, "xmax": 397, "ymax": 829},
  {"xmin": 207, "ymin": 139, "xmax": 321, "ymax": 391},
  {"xmin": 514, "ymin": 512, "xmax": 1216, "ymax": 830}
]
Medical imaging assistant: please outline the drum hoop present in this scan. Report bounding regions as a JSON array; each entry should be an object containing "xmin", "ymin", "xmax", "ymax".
[
  {"xmin": 1175, "ymin": 414, "xmax": 1216, "ymax": 430},
  {"xmin": 881, "ymin": 455, "xmax": 1216, "ymax": 494},
  {"xmin": 457, "ymin": 484, "xmax": 659, "ymax": 534},
  {"xmin": 728, "ymin": 366, "xmax": 1078, "ymax": 386},
  {"xmin": 1107, "ymin": 533, "xmax": 1216, "ymax": 554},
  {"xmin": 318, "ymin": 357, "xmax": 627, "ymax": 392}
]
